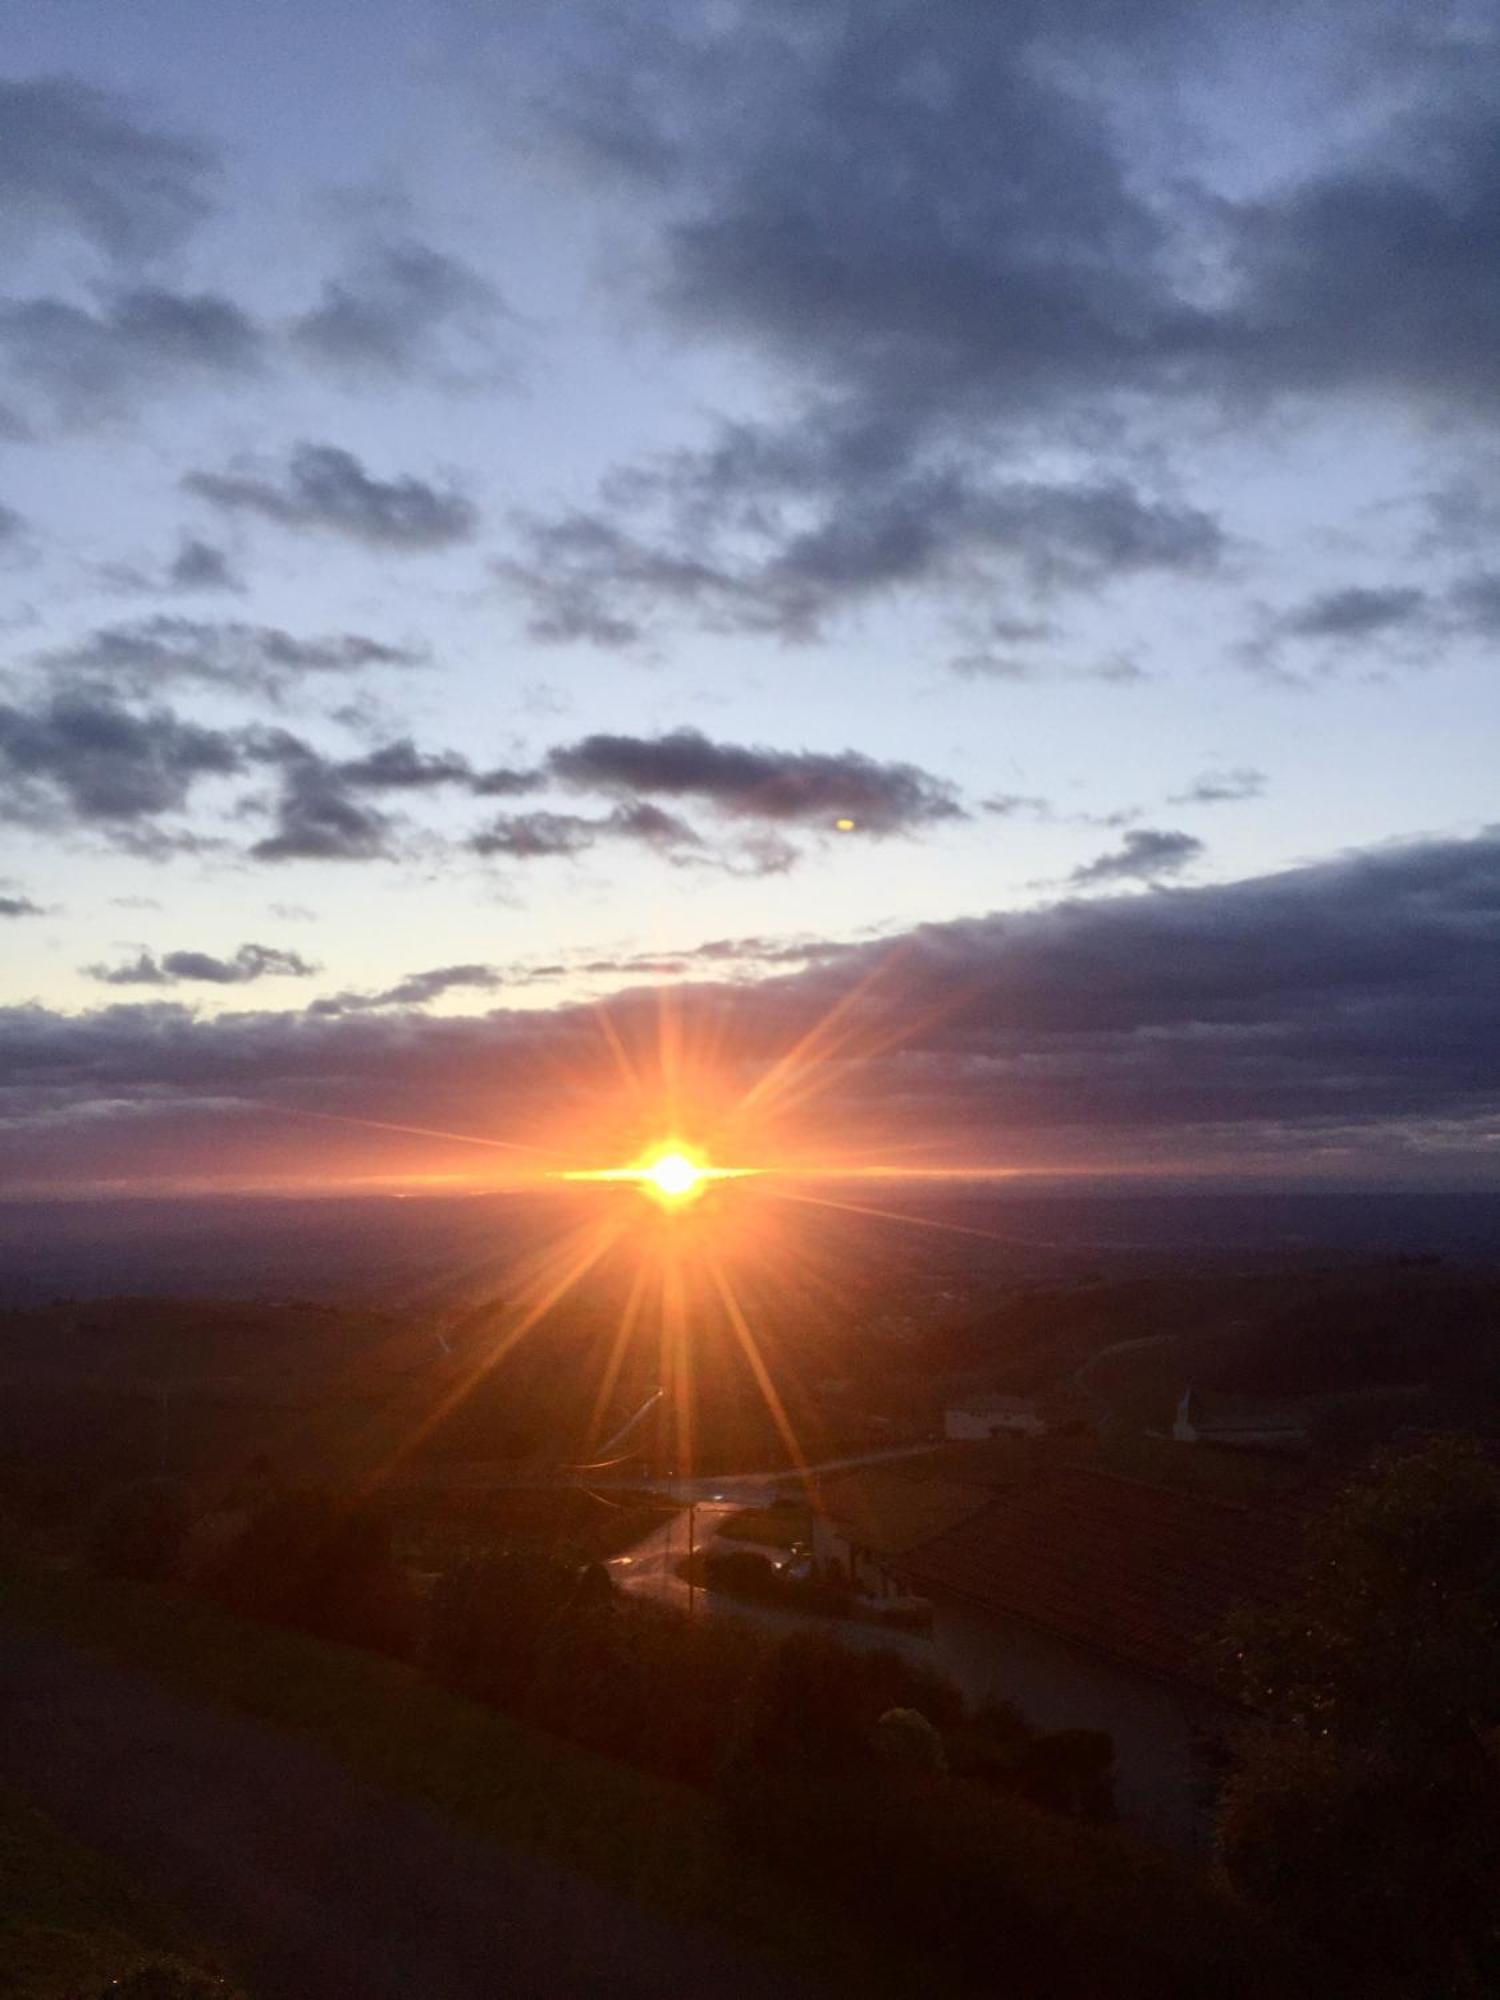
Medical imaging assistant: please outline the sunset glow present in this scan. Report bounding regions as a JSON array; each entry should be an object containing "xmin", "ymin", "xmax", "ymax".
[{"xmin": 559, "ymin": 1145, "xmax": 759, "ymax": 1208}]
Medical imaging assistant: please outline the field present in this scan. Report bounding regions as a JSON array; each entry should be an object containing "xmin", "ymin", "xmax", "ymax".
[
  {"xmin": 0, "ymin": 1560, "xmax": 904, "ymax": 1996},
  {"xmin": 0, "ymin": 1781, "xmax": 236, "ymax": 1999}
]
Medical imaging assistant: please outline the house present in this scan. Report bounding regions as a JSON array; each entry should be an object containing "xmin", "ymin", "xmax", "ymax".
[
  {"xmin": 810, "ymin": 1466, "xmax": 991, "ymax": 1600},
  {"xmin": 893, "ymin": 1466, "xmax": 1306, "ymax": 1848},
  {"xmin": 1172, "ymin": 1386, "xmax": 1310, "ymax": 1453},
  {"xmin": 945, "ymin": 1393, "xmax": 1046, "ymax": 1440}
]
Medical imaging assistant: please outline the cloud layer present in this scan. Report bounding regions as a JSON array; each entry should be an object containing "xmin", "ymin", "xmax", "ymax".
[{"xmin": 4, "ymin": 827, "xmax": 1499, "ymax": 1189}]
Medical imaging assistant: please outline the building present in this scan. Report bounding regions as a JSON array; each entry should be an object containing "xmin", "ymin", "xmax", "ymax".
[
  {"xmin": 809, "ymin": 1466, "xmax": 991, "ymax": 1600},
  {"xmin": 1172, "ymin": 1386, "xmax": 1310, "ymax": 1453},
  {"xmin": 894, "ymin": 1466, "xmax": 1306, "ymax": 1848},
  {"xmin": 945, "ymin": 1393, "xmax": 1046, "ymax": 1440}
]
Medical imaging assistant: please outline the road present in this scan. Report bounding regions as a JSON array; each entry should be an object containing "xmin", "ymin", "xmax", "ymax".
[
  {"xmin": 0, "ymin": 1621, "xmax": 808, "ymax": 1999},
  {"xmin": 607, "ymin": 1503, "xmax": 938, "ymax": 1672}
]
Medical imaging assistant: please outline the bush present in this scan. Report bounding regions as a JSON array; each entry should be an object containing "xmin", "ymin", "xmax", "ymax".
[
  {"xmin": 1219, "ymin": 1726, "xmax": 1500, "ymax": 1990},
  {"xmin": 703, "ymin": 1546, "xmax": 780, "ymax": 1598},
  {"xmin": 535, "ymin": 1595, "xmax": 765, "ymax": 1784},
  {"xmin": 724, "ymin": 1766, "xmax": 1285, "ymax": 1999},
  {"xmin": 729, "ymin": 1629, "xmax": 964, "ymax": 1784},
  {"xmin": 426, "ymin": 1546, "xmax": 592, "ymax": 1711},
  {"xmin": 1012, "ymin": 1729, "xmax": 1115, "ymax": 1821},
  {"xmin": 1216, "ymin": 1439, "xmax": 1500, "ymax": 1988},
  {"xmin": 874, "ymin": 1706, "xmax": 947, "ymax": 1773},
  {"xmin": 198, "ymin": 1489, "xmax": 418, "ymax": 1658},
  {"xmin": 87, "ymin": 1481, "xmax": 192, "ymax": 1583}
]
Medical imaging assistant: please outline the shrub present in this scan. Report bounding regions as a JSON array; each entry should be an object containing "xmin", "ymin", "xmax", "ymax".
[
  {"xmin": 87, "ymin": 1481, "xmax": 192, "ymax": 1583},
  {"xmin": 1012, "ymin": 1729, "xmax": 1116, "ymax": 1821},
  {"xmin": 426, "ymin": 1546, "xmax": 589, "ymax": 1711},
  {"xmin": 1219, "ymin": 1726, "xmax": 1500, "ymax": 1990},
  {"xmin": 725, "ymin": 1767, "xmax": 1287, "ymax": 1998},
  {"xmin": 198, "ymin": 1488, "xmax": 418, "ymax": 1658},
  {"xmin": 703, "ymin": 1546, "xmax": 779, "ymax": 1598},
  {"xmin": 534, "ymin": 1595, "xmax": 765, "ymax": 1783},
  {"xmin": 875, "ymin": 1705, "xmax": 947, "ymax": 1773},
  {"xmin": 1217, "ymin": 1439, "xmax": 1500, "ymax": 1986},
  {"xmin": 729, "ymin": 1629, "xmax": 965, "ymax": 1785}
]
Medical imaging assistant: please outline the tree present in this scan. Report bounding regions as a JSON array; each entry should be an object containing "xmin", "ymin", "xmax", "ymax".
[
  {"xmin": 1218, "ymin": 1438, "xmax": 1500, "ymax": 1991},
  {"xmin": 199, "ymin": 1488, "xmax": 418, "ymax": 1657},
  {"xmin": 426, "ymin": 1546, "xmax": 586, "ymax": 1710}
]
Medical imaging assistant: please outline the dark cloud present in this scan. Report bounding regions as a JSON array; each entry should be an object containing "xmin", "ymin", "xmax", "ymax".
[
  {"xmin": 1281, "ymin": 586, "xmax": 1430, "ymax": 643},
  {"xmin": 469, "ymin": 801, "xmax": 703, "ymax": 861},
  {"xmin": 364, "ymin": 963, "xmax": 504, "ymax": 1008},
  {"xmin": 0, "ymin": 289, "xmax": 263, "ymax": 426},
  {"xmin": 0, "ymin": 893, "xmax": 43, "ymax": 918},
  {"xmin": 496, "ymin": 5, "xmax": 1500, "ymax": 650},
  {"xmin": 547, "ymin": 728, "xmax": 962, "ymax": 833},
  {"xmin": 290, "ymin": 240, "xmax": 504, "ymax": 381},
  {"xmin": 1071, "ymin": 828, "xmax": 1204, "ymax": 885},
  {"xmin": 167, "ymin": 538, "xmax": 241, "ymax": 593},
  {"xmin": 494, "ymin": 3, "xmax": 1237, "ymax": 643},
  {"xmin": 313, "ymin": 963, "xmax": 506, "ymax": 1015},
  {"xmin": 470, "ymin": 809, "xmax": 599, "ymax": 860},
  {"xmin": 6, "ymin": 827, "xmax": 1500, "ymax": 1185},
  {"xmin": 0, "ymin": 690, "xmax": 241, "ymax": 827},
  {"xmin": 0, "ymin": 78, "xmax": 215, "ymax": 264},
  {"xmin": 249, "ymin": 741, "xmax": 394, "ymax": 863},
  {"xmin": 328, "ymin": 739, "xmax": 536, "ymax": 798},
  {"xmin": 0, "ymin": 503, "xmax": 25, "ymax": 545},
  {"xmin": 1449, "ymin": 573, "xmax": 1500, "ymax": 635},
  {"xmin": 504, "ymin": 474, "xmax": 1223, "ymax": 646},
  {"xmin": 86, "ymin": 942, "xmax": 318, "ymax": 987},
  {"xmin": 1170, "ymin": 767, "xmax": 1266, "ymax": 806},
  {"xmin": 333, "ymin": 739, "xmax": 477, "ymax": 791},
  {"xmin": 184, "ymin": 443, "xmax": 479, "ymax": 550},
  {"xmin": 1225, "ymin": 97, "xmax": 1500, "ymax": 411},
  {"xmin": 42, "ymin": 617, "xmax": 424, "ymax": 698}
]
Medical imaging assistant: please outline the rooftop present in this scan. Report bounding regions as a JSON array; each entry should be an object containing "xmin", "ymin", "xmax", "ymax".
[
  {"xmin": 813, "ymin": 1467, "xmax": 993, "ymax": 1556},
  {"xmin": 897, "ymin": 1466, "xmax": 1307, "ymax": 1694}
]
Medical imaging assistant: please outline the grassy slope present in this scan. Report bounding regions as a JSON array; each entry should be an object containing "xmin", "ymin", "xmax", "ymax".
[
  {"xmin": 0, "ymin": 1781, "xmax": 236, "ymax": 1999},
  {"xmin": 0, "ymin": 1563, "xmax": 891, "ymax": 1995}
]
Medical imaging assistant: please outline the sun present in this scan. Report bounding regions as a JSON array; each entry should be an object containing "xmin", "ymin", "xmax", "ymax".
[
  {"xmin": 644, "ymin": 1151, "xmax": 703, "ymax": 1202},
  {"xmin": 557, "ymin": 1144, "xmax": 757, "ymax": 1206}
]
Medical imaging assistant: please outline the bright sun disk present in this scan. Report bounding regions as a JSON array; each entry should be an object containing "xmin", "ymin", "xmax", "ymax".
[{"xmin": 646, "ymin": 1151, "xmax": 702, "ymax": 1199}]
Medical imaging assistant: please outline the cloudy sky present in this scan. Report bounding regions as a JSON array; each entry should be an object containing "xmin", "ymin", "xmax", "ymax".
[{"xmin": 3, "ymin": 0, "xmax": 1499, "ymax": 1191}]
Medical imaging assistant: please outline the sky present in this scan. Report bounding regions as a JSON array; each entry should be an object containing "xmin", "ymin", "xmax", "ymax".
[{"xmin": 2, "ymin": 0, "xmax": 1499, "ymax": 1193}]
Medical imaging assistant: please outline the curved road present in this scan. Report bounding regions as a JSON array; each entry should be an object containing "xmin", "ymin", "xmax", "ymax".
[{"xmin": 0, "ymin": 1623, "xmax": 807, "ymax": 1999}]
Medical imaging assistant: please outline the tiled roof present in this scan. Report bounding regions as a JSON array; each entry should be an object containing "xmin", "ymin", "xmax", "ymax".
[
  {"xmin": 813, "ymin": 1468, "xmax": 993, "ymax": 1556},
  {"xmin": 896, "ymin": 1467, "xmax": 1306, "ymax": 1694}
]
